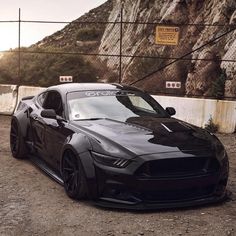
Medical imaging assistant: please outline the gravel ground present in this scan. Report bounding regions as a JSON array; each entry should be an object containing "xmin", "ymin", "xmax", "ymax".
[{"xmin": 0, "ymin": 115, "xmax": 235, "ymax": 236}]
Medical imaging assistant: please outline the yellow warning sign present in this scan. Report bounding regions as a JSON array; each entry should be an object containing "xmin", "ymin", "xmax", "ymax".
[{"xmin": 156, "ymin": 26, "xmax": 180, "ymax": 46}]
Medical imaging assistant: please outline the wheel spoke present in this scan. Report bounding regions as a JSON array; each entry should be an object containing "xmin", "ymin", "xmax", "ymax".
[
  {"xmin": 66, "ymin": 174, "xmax": 75, "ymax": 191},
  {"xmin": 65, "ymin": 157, "xmax": 74, "ymax": 168},
  {"xmin": 71, "ymin": 175, "xmax": 77, "ymax": 192},
  {"xmin": 64, "ymin": 172, "xmax": 74, "ymax": 182},
  {"xmin": 63, "ymin": 167, "xmax": 74, "ymax": 172},
  {"xmin": 67, "ymin": 179, "xmax": 73, "ymax": 191},
  {"xmin": 74, "ymin": 173, "xmax": 78, "ymax": 189}
]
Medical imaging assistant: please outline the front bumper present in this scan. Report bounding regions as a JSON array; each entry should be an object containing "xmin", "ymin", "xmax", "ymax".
[
  {"xmin": 93, "ymin": 154, "xmax": 228, "ymax": 210},
  {"xmin": 95, "ymin": 193, "xmax": 227, "ymax": 210}
]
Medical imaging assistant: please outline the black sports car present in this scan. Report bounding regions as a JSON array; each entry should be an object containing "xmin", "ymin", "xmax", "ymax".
[{"xmin": 10, "ymin": 83, "xmax": 229, "ymax": 209}]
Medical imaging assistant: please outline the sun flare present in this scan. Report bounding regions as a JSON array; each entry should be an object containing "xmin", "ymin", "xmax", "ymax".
[{"xmin": 0, "ymin": 24, "xmax": 18, "ymax": 51}]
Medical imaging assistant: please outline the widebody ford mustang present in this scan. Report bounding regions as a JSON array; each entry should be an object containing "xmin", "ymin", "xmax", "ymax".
[{"xmin": 10, "ymin": 83, "xmax": 229, "ymax": 209}]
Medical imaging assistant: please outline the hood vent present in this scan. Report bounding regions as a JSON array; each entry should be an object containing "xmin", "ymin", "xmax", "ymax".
[{"xmin": 161, "ymin": 122, "xmax": 191, "ymax": 133}]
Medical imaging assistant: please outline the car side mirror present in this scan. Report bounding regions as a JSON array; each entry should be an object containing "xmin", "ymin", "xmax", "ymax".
[
  {"xmin": 41, "ymin": 109, "xmax": 57, "ymax": 119},
  {"xmin": 165, "ymin": 107, "xmax": 176, "ymax": 116}
]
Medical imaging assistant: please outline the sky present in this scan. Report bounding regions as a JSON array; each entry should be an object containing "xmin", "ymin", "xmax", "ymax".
[{"xmin": 0, "ymin": 0, "xmax": 107, "ymax": 51}]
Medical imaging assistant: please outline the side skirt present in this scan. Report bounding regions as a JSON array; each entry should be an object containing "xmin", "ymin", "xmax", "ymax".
[{"xmin": 28, "ymin": 154, "xmax": 64, "ymax": 185}]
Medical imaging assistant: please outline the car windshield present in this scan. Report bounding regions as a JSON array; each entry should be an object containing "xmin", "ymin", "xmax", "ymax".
[{"xmin": 67, "ymin": 90, "xmax": 168, "ymax": 121}]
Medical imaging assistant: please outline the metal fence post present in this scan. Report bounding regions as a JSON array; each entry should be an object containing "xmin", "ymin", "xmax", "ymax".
[
  {"xmin": 18, "ymin": 8, "xmax": 21, "ymax": 85},
  {"xmin": 119, "ymin": 1, "xmax": 124, "ymax": 84}
]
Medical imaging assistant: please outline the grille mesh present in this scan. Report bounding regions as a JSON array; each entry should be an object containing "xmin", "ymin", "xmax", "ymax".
[{"xmin": 136, "ymin": 156, "xmax": 220, "ymax": 177}]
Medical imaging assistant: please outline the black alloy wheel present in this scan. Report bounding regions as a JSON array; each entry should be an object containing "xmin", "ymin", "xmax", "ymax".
[
  {"xmin": 62, "ymin": 150, "xmax": 87, "ymax": 199},
  {"xmin": 10, "ymin": 119, "xmax": 27, "ymax": 159}
]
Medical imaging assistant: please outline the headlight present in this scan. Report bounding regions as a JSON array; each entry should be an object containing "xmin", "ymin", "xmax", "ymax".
[{"xmin": 91, "ymin": 151, "xmax": 131, "ymax": 168}]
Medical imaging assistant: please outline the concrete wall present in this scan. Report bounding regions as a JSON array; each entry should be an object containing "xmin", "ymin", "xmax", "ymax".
[
  {"xmin": 17, "ymin": 86, "xmax": 45, "ymax": 106},
  {"xmin": 0, "ymin": 85, "xmax": 45, "ymax": 115},
  {"xmin": 153, "ymin": 95, "xmax": 236, "ymax": 133},
  {"xmin": 0, "ymin": 84, "xmax": 18, "ymax": 115}
]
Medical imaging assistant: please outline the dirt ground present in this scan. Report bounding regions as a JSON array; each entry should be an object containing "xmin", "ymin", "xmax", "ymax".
[{"xmin": 0, "ymin": 115, "xmax": 235, "ymax": 236}]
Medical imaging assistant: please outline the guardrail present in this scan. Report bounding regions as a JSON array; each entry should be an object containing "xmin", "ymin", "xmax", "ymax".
[{"xmin": 0, "ymin": 84, "xmax": 235, "ymax": 133}]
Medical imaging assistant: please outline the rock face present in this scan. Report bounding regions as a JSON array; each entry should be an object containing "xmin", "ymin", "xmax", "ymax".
[
  {"xmin": 99, "ymin": 0, "xmax": 236, "ymax": 98},
  {"xmin": 221, "ymin": 31, "xmax": 236, "ymax": 98},
  {"xmin": 34, "ymin": 0, "xmax": 113, "ymax": 50}
]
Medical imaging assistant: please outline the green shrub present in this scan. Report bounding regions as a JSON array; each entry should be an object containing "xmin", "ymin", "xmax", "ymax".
[
  {"xmin": 204, "ymin": 116, "xmax": 218, "ymax": 133},
  {"xmin": 0, "ymin": 47, "xmax": 98, "ymax": 86},
  {"xmin": 210, "ymin": 69, "xmax": 227, "ymax": 99},
  {"xmin": 76, "ymin": 27, "xmax": 101, "ymax": 41}
]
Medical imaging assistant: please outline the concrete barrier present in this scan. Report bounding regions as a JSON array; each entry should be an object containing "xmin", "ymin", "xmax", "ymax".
[
  {"xmin": 0, "ymin": 85, "xmax": 45, "ymax": 115},
  {"xmin": 0, "ymin": 84, "xmax": 18, "ymax": 115},
  {"xmin": 153, "ymin": 95, "xmax": 236, "ymax": 133},
  {"xmin": 17, "ymin": 86, "xmax": 45, "ymax": 106}
]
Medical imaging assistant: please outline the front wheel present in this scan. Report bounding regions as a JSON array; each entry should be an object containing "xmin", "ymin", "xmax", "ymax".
[
  {"xmin": 10, "ymin": 118, "xmax": 28, "ymax": 159},
  {"xmin": 61, "ymin": 150, "xmax": 87, "ymax": 200}
]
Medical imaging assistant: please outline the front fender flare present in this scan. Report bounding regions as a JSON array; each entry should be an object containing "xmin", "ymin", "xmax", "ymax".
[{"xmin": 60, "ymin": 133, "xmax": 98, "ymax": 199}]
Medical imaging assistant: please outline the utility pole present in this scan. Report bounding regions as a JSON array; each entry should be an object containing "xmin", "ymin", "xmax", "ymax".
[{"xmin": 119, "ymin": 1, "xmax": 124, "ymax": 84}]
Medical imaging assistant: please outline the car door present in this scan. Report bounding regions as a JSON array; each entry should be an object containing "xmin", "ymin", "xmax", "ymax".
[
  {"xmin": 44, "ymin": 120, "xmax": 73, "ymax": 170},
  {"xmin": 42, "ymin": 91, "xmax": 73, "ymax": 170},
  {"xmin": 30, "ymin": 91, "xmax": 49, "ymax": 160}
]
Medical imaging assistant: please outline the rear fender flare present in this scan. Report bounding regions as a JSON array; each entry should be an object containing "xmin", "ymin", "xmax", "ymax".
[{"xmin": 12, "ymin": 109, "xmax": 30, "ymax": 140}]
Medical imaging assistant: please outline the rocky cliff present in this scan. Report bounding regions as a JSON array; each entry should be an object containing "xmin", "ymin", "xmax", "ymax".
[
  {"xmin": 99, "ymin": 0, "xmax": 236, "ymax": 98},
  {"xmin": 34, "ymin": 0, "xmax": 113, "ymax": 50}
]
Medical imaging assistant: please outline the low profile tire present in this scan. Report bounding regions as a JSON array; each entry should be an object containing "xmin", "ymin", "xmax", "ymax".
[
  {"xmin": 62, "ymin": 150, "xmax": 87, "ymax": 200},
  {"xmin": 10, "ymin": 118, "xmax": 28, "ymax": 159}
]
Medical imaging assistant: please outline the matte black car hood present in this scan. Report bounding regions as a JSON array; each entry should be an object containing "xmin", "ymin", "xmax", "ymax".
[{"xmin": 72, "ymin": 116, "xmax": 213, "ymax": 156}]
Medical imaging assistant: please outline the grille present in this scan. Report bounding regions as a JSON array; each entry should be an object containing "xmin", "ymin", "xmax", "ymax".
[{"xmin": 136, "ymin": 156, "xmax": 220, "ymax": 177}]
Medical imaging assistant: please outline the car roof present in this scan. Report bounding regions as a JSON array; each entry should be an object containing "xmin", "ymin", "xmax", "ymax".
[{"xmin": 47, "ymin": 83, "xmax": 141, "ymax": 94}]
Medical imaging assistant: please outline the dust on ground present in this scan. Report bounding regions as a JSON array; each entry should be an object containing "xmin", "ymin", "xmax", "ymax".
[{"xmin": 0, "ymin": 115, "xmax": 236, "ymax": 236}]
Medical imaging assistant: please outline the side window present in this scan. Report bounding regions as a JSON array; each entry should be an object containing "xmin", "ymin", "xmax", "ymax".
[
  {"xmin": 43, "ymin": 91, "xmax": 63, "ymax": 116},
  {"xmin": 129, "ymin": 95, "xmax": 156, "ymax": 113},
  {"xmin": 37, "ymin": 92, "xmax": 47, "ymax": 107}
]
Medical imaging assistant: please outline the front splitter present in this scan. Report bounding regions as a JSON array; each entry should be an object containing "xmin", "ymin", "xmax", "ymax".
[{"xmin": 94, "ymin": 192, "xmax": 228, "ymax": 211}]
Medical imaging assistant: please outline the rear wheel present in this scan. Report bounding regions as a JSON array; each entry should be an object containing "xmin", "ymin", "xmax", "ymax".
[
  {"xmin": 62, "ymin": 150, "xmax": 87, "ymax": 199},
  {"xmin": 10, "ymin": 118, "xmax": 28, "ymax": 159}
]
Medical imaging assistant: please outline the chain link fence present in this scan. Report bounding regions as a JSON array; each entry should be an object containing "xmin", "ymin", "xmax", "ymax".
[{"xmin": 0, "ymin": 8, "xmax": 235, "ymax": 99}]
